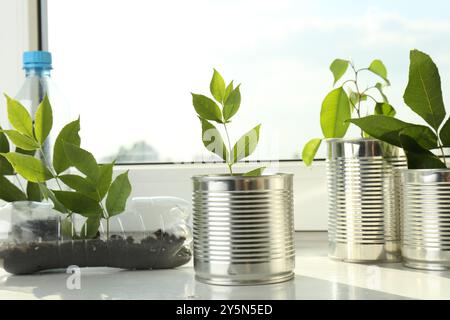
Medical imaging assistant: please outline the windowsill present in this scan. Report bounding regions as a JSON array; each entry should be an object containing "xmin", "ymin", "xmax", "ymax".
[{"xmin": 1, "ymin": 231, "xmax": 449, "ymax": 300}]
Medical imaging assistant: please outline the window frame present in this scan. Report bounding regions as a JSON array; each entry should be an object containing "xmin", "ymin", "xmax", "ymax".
[{"xmin": 37, "ymin": 0, "xmax": 328, "ymax": 230}]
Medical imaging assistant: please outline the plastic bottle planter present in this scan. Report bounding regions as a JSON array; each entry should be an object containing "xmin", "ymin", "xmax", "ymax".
[
  {"xmin": 192, "ymin": 174, "xmax": 295, "ymax": 285},
  {"xmin": 326, "ymin": 138, "xmax": 406, "ymax": 262},
  {"xmin": 400, "ymin": 169, "xmax": 450, "ymax": 270},
  {"xmin": 0, "ymin": 197, "xmax": 192, "ymax": 275}
]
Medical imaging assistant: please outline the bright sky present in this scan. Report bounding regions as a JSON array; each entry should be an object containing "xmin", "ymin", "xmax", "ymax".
[{"xmin": 47, "ymin": 0, "xmax": 450, "ymax": 162}]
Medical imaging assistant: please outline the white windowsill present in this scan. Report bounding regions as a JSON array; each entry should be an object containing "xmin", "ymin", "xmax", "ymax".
[{"xmin": 1, "ymin": 232, "xmax": 449, "ymax": 300}]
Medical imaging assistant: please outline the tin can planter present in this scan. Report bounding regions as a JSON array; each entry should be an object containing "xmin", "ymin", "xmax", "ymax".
[
  {"xmin": 400, "ymin": 169, "xmax": 450, "ymax": 270},
  {"xmin": 192, "ymin": 174, "xmax": 295, "ymax": 285},
  {"xmin": 326, "ymin": 138, "xmax": 406, "ymax": 262}
]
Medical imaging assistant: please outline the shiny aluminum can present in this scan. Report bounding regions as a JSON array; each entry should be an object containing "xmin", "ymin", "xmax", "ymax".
[
  {"xmin": 192, "ymin": 174, "xmax": 295, "ymax": 285},
  {"xmin": 326, "ymin": 138, "xmax": 406, "ymax": 262},
  {"xmin": 401, "ymin": 169, "xmax": 450, "ymax": 270}
]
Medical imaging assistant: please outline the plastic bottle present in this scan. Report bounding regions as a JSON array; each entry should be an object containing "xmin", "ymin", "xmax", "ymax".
[{"xmin": 14, "ymin": 51, "xmax": 69, "ymax": 163}]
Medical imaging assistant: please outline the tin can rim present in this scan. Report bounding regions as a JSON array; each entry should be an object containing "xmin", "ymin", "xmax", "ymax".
[
  {"xmin": 324, "ymin": 137, "xmax": 379, "ymax": 143},
  {"xmin": 191, "ymin": 173, "xmax": 293, "ymax": 180}
]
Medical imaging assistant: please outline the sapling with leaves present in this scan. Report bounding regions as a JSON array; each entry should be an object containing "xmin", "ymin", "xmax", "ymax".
[
  {"xmin": 349, "ymin": 49, "xmax": 450, "ymax": 169},
  {"xmin": 301, "ymin": 58, "xmax": 394, "ymax": 165},
  {"xmin": 192, "ymin": 69, "xmax": 264, "ymax": 176},
  {"xmin": 0, "ymin": 94, "xmax": 132, "ymax": 239}
]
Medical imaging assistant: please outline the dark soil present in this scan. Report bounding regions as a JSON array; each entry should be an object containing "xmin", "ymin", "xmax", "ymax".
[
  {"xmin": 12, "ymin": 217, "xmax": 60, "ymax": 241},
  {"xmin": 0, "ymin": 223, "xmax": 191, "ymax": 275}
]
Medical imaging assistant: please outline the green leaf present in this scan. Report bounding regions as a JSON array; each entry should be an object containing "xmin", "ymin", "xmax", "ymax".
[
  {"xmin": 210, "ymin": 69, "xmax": 226, "ymax": 103},
  {"xmin": 399, "ymin": 132, "xmax": 446, "ymax": 169},
  {"xmin": 1, "ymin": 152, "xmax": 52, "ymax": 182},
  {"xmin": 223, "ymin": 85, "xmax": 241, "ymax": 121},
  {"xmin": 0, "ymin": 176, "xmax": 27, "ymax": 202},
  {"xmin": 39, "ymin": 184, "xmax": 68, "ymax": 213},
  {"xmin": 374, "ymin": 103, "xmax": 396, "ymax": 117},
  {"xmin": 0, "ymin": 129, "xmax": 9, "ymax": 153},
  {"xmin": 34, "ymin": 95, "xmax": 53, "ymax": 145},
  {"xmin": 199, "ymin": 117, "xmax": 228, "ymax": 161},
  {"xmin": 106, "ymin": 171, "xmax": 132, "ymax": 217},
  {"xmin": 63, "ymin": 142, "xmax": 99, "ymax": 182},
  {"xmin": 53, "ymin": 190, "xmax": 102, "ymax": 217},
  {"xmin": 0, "ymin": 130, "xmax": 40, "ymax": 150},
  {"xmin": 440, "ymin": 116, "xmax": 450, "ymax": 147},
  {"xmin": 320, "ymin": 87, "xmax": 350, "ymax": 138},
  {"xmin": 53, "ymin": 118, "xmax": 81, "ymax": 174},
  {"xmin": 26, "ymin": 182, "xmax": 43, "ymax": 202},
  {"xmin": 191, "ymin": 93, "xmax": 223, "ymax": 123},
  {"xmin": 375, "ymin": 83, "xmax": 389, "ymax": 103},
  {"xmin": 400, "ymin": 126, "xmax": 438, "ymax": 150},
  {"xmin": 330, "ymin": 59, "xmax": 349, "ymax": 85},
  {"xmin": 368, "ymin": 59, "xmax": 390, "ymax": 85},
  {"xmin": 349, "ymin": 89, "xmax": 367, "ymax": 108},
  {"xmin": 59, "ymin": 174, "xmax": 99, "ymax": 201},
  {"xmin": 232, "ymin": 124, "xmax": 261, "ymax": 163},
  {"xmin": 80, "ymin": 217, "xmax": 100, "ymax": 239},
  {"xmin": 242, "ymin": 167, "xmax": 265, "ymax": 177},
  {"xmin": 302, "ymin": 138, "xmax": 322, "ymax": 166},
  {"xmin": 97, "ymin": 162, "xmax": 114, "ymax": 200},
  {"xmin": 223, "ymin": 81, "xmax": 234, "ymax": 104},
  {"xmin": 4, "ymin": 94, "xmax": 33, "ymax": 137},
  {"xmin": 404, "ymin": 149, "xmax": 445, "ymax": 169},
  {"xmin": 349, "ymin": 115, "xmax": 437, "ymax": 149},
  {"xmin": 0, "ymin": 157, "xmax": 13, "ymax": 175},
  {"xmin": 0, "ymin": 129, "xmax": 13, "ymax": 175},
  {"xmin": 61, "ymin": 217, "xmax": 77, "ymax": 239},
  {"xmin": 403, "ymin": 50, "xmax": 446, "ymax": 131}
]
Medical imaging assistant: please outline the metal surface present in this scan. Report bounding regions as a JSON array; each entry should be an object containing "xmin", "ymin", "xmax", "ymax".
[
  {"xmin": 401, "ymin": 169, "xmax": 450, "ymax": 270},
  {"xmin": 192, "ymin": 174, "xmax": 295, "ymax": 285},
  {"xmin": 326, "ymin": 138, "xmax": 406, "ymax": 262}
]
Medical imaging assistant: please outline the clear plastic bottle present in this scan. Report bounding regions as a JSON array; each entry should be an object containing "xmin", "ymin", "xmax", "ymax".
[
  {"xmin": 14, "ymin": 51, "xmax": 69, "ymax": 163},
  {"xmin": 0, "ymin": 197, "xmax": 192, "ymax": 274}
]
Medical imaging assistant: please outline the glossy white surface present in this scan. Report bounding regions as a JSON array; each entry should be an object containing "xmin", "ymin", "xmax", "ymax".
[{"xmin": 1, "ymin": 232, "xmax": 449, "ymax": 300}]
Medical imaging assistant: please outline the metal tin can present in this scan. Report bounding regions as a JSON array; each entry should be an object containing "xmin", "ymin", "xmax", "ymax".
[
  {"xmin": 192, "ymin": 174, "xmax": 295, "ymax": 285},
  {"xmin": 326, "ymin": 138, "xmax": 406, "ymax": 262},
  {"xmin": 400, "ymin": 169, "xmax": 450, "ymax": 270}
]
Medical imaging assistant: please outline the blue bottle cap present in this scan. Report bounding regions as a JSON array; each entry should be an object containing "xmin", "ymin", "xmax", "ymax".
[{"xmin": 23, "ymin": 51, "xmax": 52, "ymax": 69}]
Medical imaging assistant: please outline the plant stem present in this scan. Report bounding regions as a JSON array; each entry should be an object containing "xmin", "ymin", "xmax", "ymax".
[
  {"xmin": 438, "ymin": 142, "xmax": 447, "ymax": 167},
  {"xmin": 341, "ymin": 79, "xmax": 357, "ymax": 87},
  {"xmin": 38, "ymin": 149, "xmax": 63, "ymax": 191},
  {"xmin": 361, "ymin": 86, "xmax": 377, "ymax": 96},
  {"xmin": 354, "ymin": 76, "xmax": 362, "ymax": 118},
  {"xmin": 38, "ymin": 149, "xmax": 75, "ymax": 219},
  {"xmin": 222, "ymin": 122, "xmax": 233, "ymax": 175},
  {"xmin": 365, "ymin": 94, "xmax": 378, "ymax": 104},
  {"xmin": 98, "ymin": 197, "xmax": 109, "ymax": 238},
  {"xmin": 14, "ymin": 175, "xmax": 26, "ymax": 194},
  {"xmin": 350, "ymin": 63, "xmax": 364, "ymax": 137}
]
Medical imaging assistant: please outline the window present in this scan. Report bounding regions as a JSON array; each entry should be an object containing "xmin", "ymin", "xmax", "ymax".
[{"xmin": 47, "ymin": 0, "xmax": 450, "ymax": 163}]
